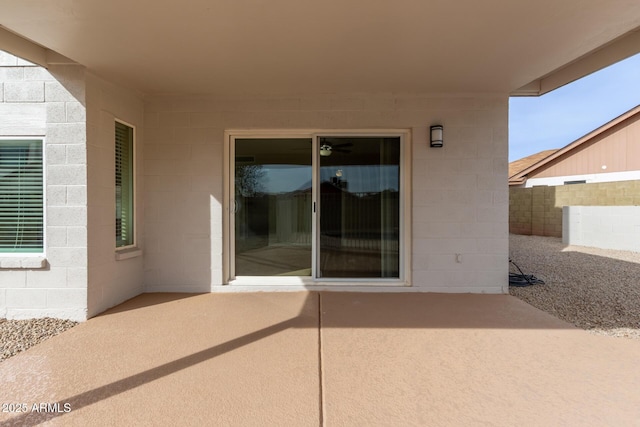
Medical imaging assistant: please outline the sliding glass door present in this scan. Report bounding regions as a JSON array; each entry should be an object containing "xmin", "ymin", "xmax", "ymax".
[
  {"xmin": 231, "ymin": 134, "xmax": 402, "ymax": 281},
  {"xmin": 234, "ymin": 138, "xmax": 312, "ymax": 276},
  {"xmin": 317, "ymin": 137, "xmax": 400, "ymax": 278}
]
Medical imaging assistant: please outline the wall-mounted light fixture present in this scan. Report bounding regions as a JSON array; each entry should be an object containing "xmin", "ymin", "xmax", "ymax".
[{"xmin": 430, "ymin": 125, "xmax": 443, "ymax": 148}]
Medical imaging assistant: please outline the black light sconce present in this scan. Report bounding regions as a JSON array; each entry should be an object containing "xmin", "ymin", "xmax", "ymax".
[{"xmin": 430, "ymin": 125, "xmax": 443, "ymax": 148}]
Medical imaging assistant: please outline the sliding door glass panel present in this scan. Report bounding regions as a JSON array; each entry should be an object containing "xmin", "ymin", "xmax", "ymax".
[
  {"xmin": 318, "ymin": 137, "xmax": 400, "ymax": 278},
  {"xmin": 234, "ymin": 138, "xmax": 312, "ymax": 276}
]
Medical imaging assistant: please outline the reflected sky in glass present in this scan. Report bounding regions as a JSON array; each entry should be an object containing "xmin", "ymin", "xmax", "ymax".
[{"xmin": 262, "ymin": 164, "xmax": 399, "ymax": 194}]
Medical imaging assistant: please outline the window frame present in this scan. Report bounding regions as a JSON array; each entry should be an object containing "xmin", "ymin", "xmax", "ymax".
[
  {"xmin": 0, "ymin": 137, "xmax": 46, "ymax": 256},
  {"xmin": 115, "ymin": 119, "xmax": 137, "ymax": 251}
]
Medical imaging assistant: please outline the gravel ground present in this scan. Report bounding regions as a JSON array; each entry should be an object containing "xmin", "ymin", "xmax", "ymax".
[
  {"xmin": 0, "ymin": 318, "xmax": 77, "ymax": 362},
  {"xmin": 509, "ymin": 234, "xmax": 640, "ymax": 339}
]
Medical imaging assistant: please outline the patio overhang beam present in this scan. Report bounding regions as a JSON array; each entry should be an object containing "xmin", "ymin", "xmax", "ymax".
[
  {"xmin": 0, "ymin": 26, "xmax": 46, "ymax": 67},
  {"xmin": 512, "ymin": 27, "xmax": 640, "ymax": 97},
  {"xmin": 0, "ymin": 26, "xmax": 76, "ymax": 68}
]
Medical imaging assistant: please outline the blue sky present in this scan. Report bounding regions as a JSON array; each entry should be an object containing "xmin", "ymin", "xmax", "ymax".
[{"xmin": 509, "ymin": 53, "xmax": 640, "ymax": 162}]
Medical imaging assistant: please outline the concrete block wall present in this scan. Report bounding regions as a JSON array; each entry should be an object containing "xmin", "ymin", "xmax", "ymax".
[
  {"xmin": 563, "ymin": 206, "xmax": 640, "ymax": 252},
  {"xmin": 543, "ymin": 190, "xmax": 563, "ymax": 236},
  {"xmin": 85, "ymin": 72, "xmax": 145, "ymax": 318},
  {"xmin": 555, "ymin": 180, "xmax": 640, "ymax": 206},
  {"xmin": 144, "ymin": 94, "xmax": 509, "ymax": 293},
  {"xmin": 0, "ymin": 52, "xmax": 88, "ymax": 320},
  {"xmin": 509, "ymin": 180, "xmax": 640, "ymax": 237},
  {"xmin": 509, "ymin": 188, "xmax": 532, "ymax": 235}
]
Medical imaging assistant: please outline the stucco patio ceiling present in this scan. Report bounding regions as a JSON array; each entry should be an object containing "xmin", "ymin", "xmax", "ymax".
[{"xmin": 1, "ymin": 0, "xmax": 640, "ymax": 96}]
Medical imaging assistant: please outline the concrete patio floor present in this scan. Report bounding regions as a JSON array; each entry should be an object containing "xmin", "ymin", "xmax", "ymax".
[{"xmin": 1, "ymin": 292, "xmax": 640, "ymax": 426}]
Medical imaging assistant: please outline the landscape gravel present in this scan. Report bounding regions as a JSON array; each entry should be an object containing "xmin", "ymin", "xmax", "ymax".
[
  {"xmin": 509, "ymin": 234, "xmax": 640, "ymax": 339},
  {"xmin": 0, "ymin": 318, "xmax": 77, "ymax": 362}
]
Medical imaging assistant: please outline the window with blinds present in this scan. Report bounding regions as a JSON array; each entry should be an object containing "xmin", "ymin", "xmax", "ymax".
[
  {"xmin": 0, "ymin": 140, "xmax": 44, "ymax": 253},
  {"xmin": 115, "ymin": 121, "xmax": 134, "ymax": 248}
]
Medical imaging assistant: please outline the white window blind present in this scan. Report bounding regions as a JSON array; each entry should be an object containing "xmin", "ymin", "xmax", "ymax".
[
  {"xmin": 115, "ymin": 122, "xmax": 134, "ymax": 248},
  {"xmin": 0, "ymin": 140, "xmax": 44, "ymax": 253}
]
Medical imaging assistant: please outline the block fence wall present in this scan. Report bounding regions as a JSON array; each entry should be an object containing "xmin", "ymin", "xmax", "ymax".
[
  {"xmin": 563, "ymin": 206, "xmax": 640, "ymax": 252},
  {"xmin": 509, "ymin": 180, "xmax": 640, "ymax": 237}
]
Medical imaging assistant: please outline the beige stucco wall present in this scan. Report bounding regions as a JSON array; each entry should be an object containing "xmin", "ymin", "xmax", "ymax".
[
  {"xmin": 509, "ymin": 180, "xmax": 640, "ymax": 237},
  {"xmin": 144, "ymin": 95, "xmax": 509, "ymax": 293},
  {"xmin": 85, "ymin": 73, "xmax": 145, "ymax": 318}
]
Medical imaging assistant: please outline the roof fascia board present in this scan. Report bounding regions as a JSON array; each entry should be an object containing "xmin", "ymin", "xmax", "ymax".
[
  {"xmin": 512, "ymin": 28, "xmax": 640, "ymax": 97},
  {"xmin": 508, "ymin": 177, "xmax": 525, "ymax": 186}
]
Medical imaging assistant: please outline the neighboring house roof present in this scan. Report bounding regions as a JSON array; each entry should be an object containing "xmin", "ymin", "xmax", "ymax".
[
  {"xmin": 508, "ymin": 149, "xmax": 558, "ymax": 180},
  {"xmin": 509, "ymin": 104, "xmax": 640, "ymax": 186}
]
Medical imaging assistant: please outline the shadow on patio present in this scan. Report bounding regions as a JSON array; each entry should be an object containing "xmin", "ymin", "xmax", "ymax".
[{"xmin": 1, "ymin": 292, "xmax": 640, "ymax": 426}]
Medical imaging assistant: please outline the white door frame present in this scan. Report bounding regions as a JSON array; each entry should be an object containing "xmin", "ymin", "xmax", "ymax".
[{"xmin": 223, "ymin": 129, "xmax": 412, "ymax": 287}]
